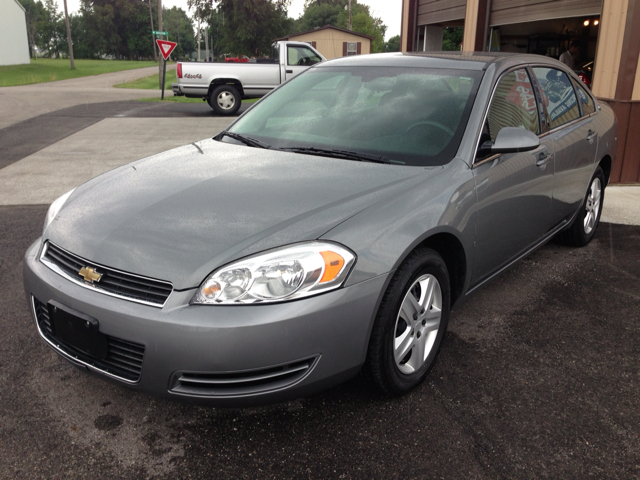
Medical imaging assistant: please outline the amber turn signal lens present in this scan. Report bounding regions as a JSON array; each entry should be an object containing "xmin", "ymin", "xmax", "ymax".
[
  {"xmin": 202, "ymin": 282, "xmax": 221, "ymax": 297},
  {"xmin": 319, "ymin": 251, "xmax": 345, "ymax": 283}
]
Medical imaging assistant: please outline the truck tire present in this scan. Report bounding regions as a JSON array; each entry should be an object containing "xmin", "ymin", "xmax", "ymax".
[{"xmin": 208, "ymin": 85, "xmax": 241, "ymax": 116}]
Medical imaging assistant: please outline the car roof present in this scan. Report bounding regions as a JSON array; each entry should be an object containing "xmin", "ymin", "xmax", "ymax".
[{"xmin": 320, "ymin": 51, "xmax": 567, "ymax": 72}]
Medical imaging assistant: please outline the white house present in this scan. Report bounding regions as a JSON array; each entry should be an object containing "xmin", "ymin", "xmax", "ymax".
[{"xmin": 0, "ymin": 0, "xmax": 30, "ymax": 66}]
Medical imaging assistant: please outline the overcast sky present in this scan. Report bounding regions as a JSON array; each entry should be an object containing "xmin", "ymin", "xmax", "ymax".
[{"xmin": 62, "ymin": 0, "xmax": 402, "ymax": 40}]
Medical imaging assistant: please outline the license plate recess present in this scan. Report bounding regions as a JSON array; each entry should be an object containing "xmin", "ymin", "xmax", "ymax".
[{"xmin": 48, "ymin": 300, "xmax": 108, "ymax": 360}]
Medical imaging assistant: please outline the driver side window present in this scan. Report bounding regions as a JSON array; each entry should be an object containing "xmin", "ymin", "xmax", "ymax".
[
  {"xmin": 487, "ymin": 69, "xmax": 540, "ymax": 142},
  {"xmin": 287, "ymin": 46, "xmax": 322, "ymax": 66}
]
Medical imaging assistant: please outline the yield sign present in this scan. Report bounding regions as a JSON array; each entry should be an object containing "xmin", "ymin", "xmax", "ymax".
[{"xmin": 156, "ymin": 39, "xmax": 177, "ymax": 60}]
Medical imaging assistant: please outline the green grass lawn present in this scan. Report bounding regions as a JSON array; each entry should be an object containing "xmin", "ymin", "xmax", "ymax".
[
  {"xmin": 0, "ymin": 58, "xmax": 162, "ymax": 87},
  {"xmin": 114, "ymin": 72, "xmax": 176, "ymax": 90}
]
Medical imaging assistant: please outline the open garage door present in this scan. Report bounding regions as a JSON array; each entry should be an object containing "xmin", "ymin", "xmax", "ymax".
[
  {"xmin": 418, "ymin": 0, "xmax": 466, "ymax": 25},
  {"xmin": 414, "ymin": 0, "xmax": 466, "ymax": 51},
  {"xmin": 491, "ymin": 0, "xmax": 603, "ymax": 26}
]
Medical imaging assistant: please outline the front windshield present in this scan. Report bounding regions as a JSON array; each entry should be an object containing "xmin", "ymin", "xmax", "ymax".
[{"xmin": 226, "ymin": 66, "xmax": 482, "ymax": 166}]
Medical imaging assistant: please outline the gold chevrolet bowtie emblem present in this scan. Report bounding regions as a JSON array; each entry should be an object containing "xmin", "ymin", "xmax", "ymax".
[{"xmin": 78, "ymin": 266, "xmax": 102, "ymax": 283}]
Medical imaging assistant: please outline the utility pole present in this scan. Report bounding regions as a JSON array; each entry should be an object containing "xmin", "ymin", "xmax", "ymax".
[
  {"xmin": 158, "ymin": 0, "xmax": 163, "ymax": 89},
  {"xmin": 205, "ymin": 26, "xmax": 209, "ymax": 61},
  {"xmin": 62, "ymin": 0, "xmax": 75, "ymax": 69},
  {"xmin": 197, "ymin": 8, "xmax": 201, "ymax": 61},
  {"xmin": 148, "ymin": 0, "xmax": 157, "ymax": 61},
  {"xmin": 348, "ymin": 0, "xmax": 352, "ymax": 31}
]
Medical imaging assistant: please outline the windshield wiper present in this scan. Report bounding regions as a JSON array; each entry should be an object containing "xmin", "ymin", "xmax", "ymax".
[
  {"xmin": 280, "ymin": 147, "xmax": 397, "ymax": 164},
  {"xmin": 217, "ymin": 131, "xmax": 270, "ymax": 149}
]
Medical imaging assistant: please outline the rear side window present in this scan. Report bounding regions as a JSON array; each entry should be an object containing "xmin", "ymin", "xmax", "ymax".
[
  {"xmin": 487, "ymin": 68, "xmax": 540, "ymax": 142},
  {"xmin": 574, "ymin": 81, "xmax": 596, "ymax": 115},
  {"xmin": 532, "ymin": 67, "xmax": 580, "ymax": 129}
]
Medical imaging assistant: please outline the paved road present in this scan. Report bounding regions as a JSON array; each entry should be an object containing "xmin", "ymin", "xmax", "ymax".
[
  {"xmin": 0, "ymin": 64, "xmax": 176, "ymax": 129},
  {"xmin": 0, "ymin": 101, "xmax": 252, "ymax": 205}
]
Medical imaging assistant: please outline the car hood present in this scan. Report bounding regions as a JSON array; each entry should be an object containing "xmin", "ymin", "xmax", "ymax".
[{"xmin": 46, "ymin": 139, "xmax": 434, "ymax": 290}]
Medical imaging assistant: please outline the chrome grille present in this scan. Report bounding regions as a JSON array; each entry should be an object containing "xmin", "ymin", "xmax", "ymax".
[
  {"xmin": 170, "ymin": 357, "xmax": 319, "ymax": 397},
  {"xmin": 33, "ymin": 298, "xmax": 145, "ymax": 382},
  {"xmin": 41, "ymin": 242, "xmax": 172, "ymax": 307}
]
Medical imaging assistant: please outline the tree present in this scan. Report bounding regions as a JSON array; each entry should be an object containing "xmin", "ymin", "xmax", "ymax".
[
  {"xmin": 385, "ymin": 34, "xmax": 400, "ymax": 52},
  {"xmin": 163, "ymin": 6, "xmax": 196, "ymax": 59},
  {"xmin": 20, "ymin": 0, "xmax": 47, "ymax": 58},
  {"xmin": 188, "ymin": 0, "xmax": 292, "ymax": 57},
  {"xmin": 69, "ymin": 13, "xmax": 94, "ymax": 58},
  {"xmin": 442, "ymin": 27, "xmax": 463, "ymax": 51},
  {"xmin": 37, "ymin": 0, "xmax": 66, "ymax": 57},
  {"xmin": 296, "ymin": 3, "xmax": 340, "ymax": 32},
  {"xmin": 81, "ymin": 0, "xmax": 155, "ymax": 59},
  {"xmin": 296, "ymin": 0, "xmax": 387, "ymax": 53}
]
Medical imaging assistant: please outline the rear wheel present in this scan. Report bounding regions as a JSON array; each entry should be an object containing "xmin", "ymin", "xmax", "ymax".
[
  {"xmin": 557, "ymin": 166, "xmax": 605, "ymax": 247},
  {"xmin": 208, "ymin": 85, "xmax": 241, "ymax": 116},
  {"xmin": 366, "ymin": 248, "xmax": 450, "ymax": 396}
]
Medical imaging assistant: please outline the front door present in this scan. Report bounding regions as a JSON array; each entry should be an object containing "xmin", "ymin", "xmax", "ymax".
[
  {"xmin": 471, "ymin": 68, "xmax": 555, "ymax": 285},
  {"xmin": 284, "ymin": 44, "xmax": 323, "ymax": 82}
]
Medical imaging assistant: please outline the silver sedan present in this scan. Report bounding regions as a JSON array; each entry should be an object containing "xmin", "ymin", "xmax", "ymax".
[{"xmin": 24, "ymin": 52, "xmax": 616, "ymax": 406}]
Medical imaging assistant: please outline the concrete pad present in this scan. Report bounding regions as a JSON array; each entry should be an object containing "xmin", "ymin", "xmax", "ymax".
[
  {"xmin": 601, "ymin": 185, "xmax": 640, "ymax": 226},
  {"xmin": 0, "ymin": 117, "xmax": 232, "ymax": 205}
]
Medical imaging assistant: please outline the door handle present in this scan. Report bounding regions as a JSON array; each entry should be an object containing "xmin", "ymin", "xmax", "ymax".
[
  {"xmin": 586, "ymin": 129, "xmax": 597, "ymax": 144},
  {"xmin": 286, "ymin": 69, "xmax": 293, "ymax": 74},
  {"xmin": 536, "ymin": 152, "xmax": 552, "ymax": 168}
]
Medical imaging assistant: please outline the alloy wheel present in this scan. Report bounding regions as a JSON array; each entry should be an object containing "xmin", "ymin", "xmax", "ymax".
[
  {"xmin": 584, "ymin": 177, "xmax": 602, "ymax": 235},
  {"xmin": 393, "ymin": 274, "xmax": 442, "ymax": 374}
]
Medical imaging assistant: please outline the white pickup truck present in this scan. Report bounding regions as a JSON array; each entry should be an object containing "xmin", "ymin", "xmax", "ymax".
[{"xmin": 172, "ymin": 41, "xmax": 326, "ymax": 115}]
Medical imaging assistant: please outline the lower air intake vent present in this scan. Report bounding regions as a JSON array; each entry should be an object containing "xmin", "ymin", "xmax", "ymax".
[
  {"xmin": 170, "ymin": 357, "xmax": 319, "ymax": 397},
  {"xmin": 33, "ymin": 297, "xmax": 145, "ymax": 383}
]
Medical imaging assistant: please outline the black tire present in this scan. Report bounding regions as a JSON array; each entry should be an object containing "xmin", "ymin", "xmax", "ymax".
[
  {"xmin": 557, "ymin": 166, "xmax": 605, "ymax": 247},
  {"xmin": 208, "ymin": 85, "xmax": 241, "ymax": 116},
  {"xmin": 366, "ymin": 248, "xmax": 451, "ymax": 396}
]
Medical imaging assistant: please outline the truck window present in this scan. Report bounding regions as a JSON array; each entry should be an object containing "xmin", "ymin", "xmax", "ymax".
[
  {"xmin": 287, "ymin": 46, "xmax": 322, "ymax": 66},
  {"xmin": 271, "ymin": 43, "xmax": 280, "ymax": 62}
]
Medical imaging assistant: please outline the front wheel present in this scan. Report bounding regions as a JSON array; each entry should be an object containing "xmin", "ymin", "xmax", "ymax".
[
  {"xmin": 208, "ymin": 85, "xmax": 241, "ymax": 116},
  {"xmin": 557, "ymin": 166, "xmax": 605, "ymax": 247},
  {"xmin": 366, "ymin": 248, "xmax": 450, "ymax": 396}
]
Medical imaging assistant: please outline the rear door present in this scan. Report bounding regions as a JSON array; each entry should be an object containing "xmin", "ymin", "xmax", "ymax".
[
  {"xmin": 471, "ymin": 67, "xmax": 556, "ymax": 285},
  {"xmin": 531, "ymin": 67, "xmax": 598, "ymax": 224},
  {"xmin": 284, "ymin": 44, "xmax": 323, "ymax": 82}
]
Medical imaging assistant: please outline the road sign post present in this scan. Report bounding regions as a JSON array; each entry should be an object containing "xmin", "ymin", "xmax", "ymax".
[{"xmin": 155, "ymin": 39, "xmax": 178, "ymax": 100}]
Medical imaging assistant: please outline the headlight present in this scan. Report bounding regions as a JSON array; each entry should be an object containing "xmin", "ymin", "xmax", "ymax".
[
  {"xmin": 192, "ymin": 242, "xmax": 356, "ymax": 305},
  {"xmin": 43, "ymin": 189, "xmax": 75, "ymax": 235}
]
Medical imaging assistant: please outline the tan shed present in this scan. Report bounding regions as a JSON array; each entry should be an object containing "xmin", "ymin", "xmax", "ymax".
[{"xmin": 276, "ymin": 25, "xmax": 373, "ymax": 60}]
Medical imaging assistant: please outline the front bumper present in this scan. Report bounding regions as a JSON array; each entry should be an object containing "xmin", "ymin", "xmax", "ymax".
[{"xmin": 23, "ymin": 239, "xmax": 388, "ymax": 407}]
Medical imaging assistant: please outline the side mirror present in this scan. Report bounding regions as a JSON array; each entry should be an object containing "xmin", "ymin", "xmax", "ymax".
[{"xmin": 480, "ymin": 127, "xmax": 540, "ymax": 155}]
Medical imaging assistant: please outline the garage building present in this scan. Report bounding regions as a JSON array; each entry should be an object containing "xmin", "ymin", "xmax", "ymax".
[
  {"xmin": 0, "ymin": 0, "xmax": 30, "ymax": 66},
  {"xmin": 399, "ymin": 0, "xmax": 640, "ymax": 184}
]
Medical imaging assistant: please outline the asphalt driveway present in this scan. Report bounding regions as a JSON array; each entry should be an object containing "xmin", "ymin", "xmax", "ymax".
[{"xmin": 1, "ymin": 210, "xmax": 638, "ymax": 478}]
